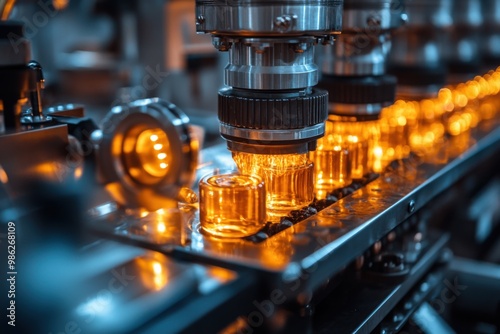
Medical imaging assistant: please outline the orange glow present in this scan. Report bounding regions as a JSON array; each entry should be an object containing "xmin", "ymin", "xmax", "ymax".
[
  {"xmin": 311, "ymin": 118, "xmax": 380, "ymax": 197},
  {"xmin": 199, "ymin": 172, "xmax": 267, "ymax": 236},
  {"xmin": 372, "ymin": 146, "xmax": 384, "ymax": 173},
  {"xmin": 136, "ymin": 254, "xmax": 169, "ymax": 291},
  {"xmin": 0, "ymin": 166, "xmax": 8, "ymax": 184},
  {"xmin": 122, "ymin": 127, "xmax": 172, "ymax": 184},
  {"xmin": 52, "ymin": 0, "xmax": 69, "ymax": 10},
  {"xmin": 232, "ymin": 153, "xmax": 314, "ymax": 222},
  {"xmin": 206, "ymin": 266, "xmax": 237, "ymax": 283},
  {"xmin": 259, "ymin": 232, "xmax": 293, "ymax": 270},
  {"xmin": 132, "ymin": 208, "xmax": 184, "ymax": 244}
]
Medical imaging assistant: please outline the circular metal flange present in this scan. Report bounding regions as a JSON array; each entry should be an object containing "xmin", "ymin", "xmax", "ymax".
[
  {"xmin": 93, "ymin": 98, "xmax": 198, "ymax": 210},
  {"xmin": 220, "ymin": 122, "xmax": 324, "ymax": 142},
  {"xmin": 195, "ymin": 0, "xmax": 343, "ymax": 36},
  {"xmin": 220, "ymin": 123, "xmax": 324, "ymax": 154}
]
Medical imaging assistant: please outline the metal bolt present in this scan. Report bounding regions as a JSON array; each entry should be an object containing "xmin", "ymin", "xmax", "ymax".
[
  {"xmin": 273, "ymin": 14, "xmax": 294, "ymax": 32},
  {"xmin": 408, "ymin": 200, "xmax": 416, "ymax": 213},
  {"xmin": 195, "ymin": 15, "xmax": 205, "ymax": 26}
]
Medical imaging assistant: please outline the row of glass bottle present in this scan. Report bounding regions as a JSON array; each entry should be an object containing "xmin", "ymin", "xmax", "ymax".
[{"xmin": 199, "ymin": 67, "xmax": 500, "ymax": 238}]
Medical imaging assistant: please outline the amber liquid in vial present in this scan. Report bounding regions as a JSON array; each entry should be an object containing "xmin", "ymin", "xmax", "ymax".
[
  {"xmin": 199, "ymin": 173, "xmax": 266, "ymax": 238},
  {"xmin": 310, "ymin": 122, "xmax": 352, "ymax": 198},
  {"xmin": 232, "ymin": 153, "xmax": 314, "ymax": 222},
  {"xmin": 310, "ymin": 146, "xmax": 351, "ymax": 197}
]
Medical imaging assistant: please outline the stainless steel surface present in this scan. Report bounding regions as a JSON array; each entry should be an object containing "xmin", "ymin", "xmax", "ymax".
[
  {"xmin": 341, "ymin": 0, "xmax": 398, "ymax": 31},
  {"xmin": 321, "ymin": 0, "xmax": 404, "ymax": 77},
  {"xmin": 226, "ymin": 38, "xmax": 318, "ymax": 90},
  {"xmin": 320, "ymin": 0, "xmax": 403, "ymax": 118},
  {"xmin": 195, "ymin": 0, "xmax": 343, "ymax": 36},
  {"xmin": 16, "ymin": 238, "xmax": 255, "ymax": 333},
  {"xmin": 322, "ymin": 35, "xmax": 387, "ymax": 76},
  {"xmin": 196, "ymin": 0, "xmax": 340, "ymax": 153},
  {"xmin": 220, "ymin": 122, "xmax": 324, "ymax": 142}
]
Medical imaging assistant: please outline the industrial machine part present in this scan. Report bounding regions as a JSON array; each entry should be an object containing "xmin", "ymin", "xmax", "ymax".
[
  {"xmin": 0, "ymin": 21, "xmax": 30, "ymax": 130},
  {"xmin": 445, "ymin": 0, "xmax": 483, "ymax": 84},
  {"xmin": 195, "ymin": 0, "xmax": 343, "ymax": 219},
  {"xmin": 388, "ymin": 0, "xmax": 452, "ymax": 99},
  {"xmin": 312, "ymin": 0, "xmax": 405, "ymax": 194},
  {"xmin": 318, "ymin": 0, "xmax": 404, "ymax": 117},
  {"xmin": 92, "ymin": 98, "xmax": 199, "ymax": 211},
  {"xmin": 195, "ymin": 0, "xmax": 343, "ymax": 155},
  {"xmin": 481, "ymin": 0, "xmax": 500, "ymax": 69},
  {"xmin": 1, "ymin": 0, "xmax": 500, "ymax": 333}
]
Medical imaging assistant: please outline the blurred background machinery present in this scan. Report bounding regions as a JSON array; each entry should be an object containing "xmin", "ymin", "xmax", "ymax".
[{"xmin": 1, "ymin": 0, "xmax": 500, "ymax": 333}]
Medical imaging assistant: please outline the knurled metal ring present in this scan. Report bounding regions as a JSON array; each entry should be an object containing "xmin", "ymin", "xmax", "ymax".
[
  {"xmin": 317, "ymin": 74, "xmax": 397, "ymax": 105},
  {"xmin": 218, "ymin": 88, "xmax": 328, "ymax": 130}
]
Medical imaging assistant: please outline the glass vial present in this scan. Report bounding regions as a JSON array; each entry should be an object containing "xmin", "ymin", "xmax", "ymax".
[
  {"xmin": 232, "ymin": 153, "xmax": 314, "ymax": 222},
  {"xmin": 310, "ymin": 116, "xmax": 381, "ymax": 198},
  {"xmin": 199, "ymin": 172, "xmax": 266, "ymax": 237}
]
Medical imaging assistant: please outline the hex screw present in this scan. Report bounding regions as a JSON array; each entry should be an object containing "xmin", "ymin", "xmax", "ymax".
[{"xmin": 273, "ymin": 14, "xmax": 295, "ymax": 32}]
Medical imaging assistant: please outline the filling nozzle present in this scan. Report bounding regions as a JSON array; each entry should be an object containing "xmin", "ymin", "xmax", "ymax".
[
  {"xmin": 195, "ymin": 0, "xmax": 343, "ymax": 155},
  {"xmin": 311, "ymin": 0, "xmax": 406, "ymax": 195}
]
